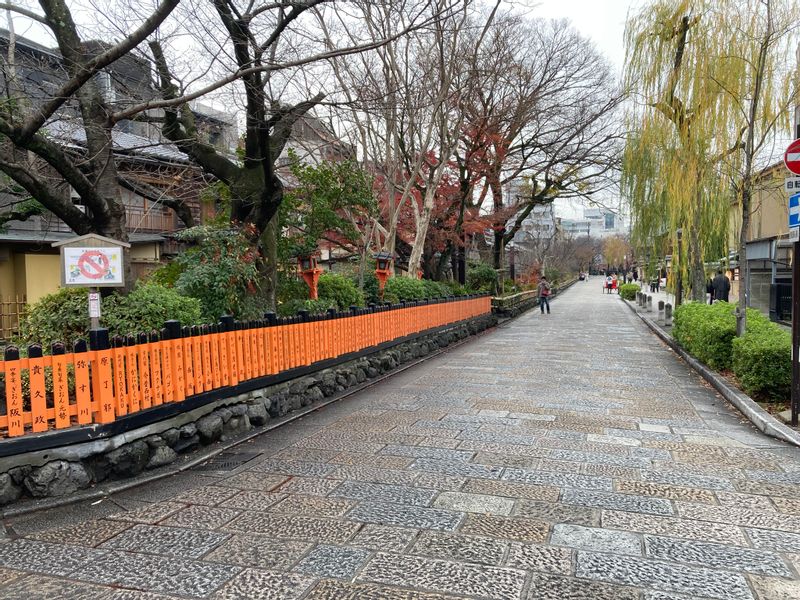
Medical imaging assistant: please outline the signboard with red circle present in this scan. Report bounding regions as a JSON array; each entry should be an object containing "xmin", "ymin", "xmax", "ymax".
[
  {"xmin": 785, "ymin": 139, "xmax": 800, "ymax": 175},
  {"xmin": 63, "ymin": 247, "xmax": 124, "ymax": 286}
]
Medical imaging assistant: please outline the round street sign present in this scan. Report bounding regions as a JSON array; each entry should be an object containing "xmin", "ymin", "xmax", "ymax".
[{"xmin": 785, "ymin": 139, "xmax": 800, "ymax": 175}]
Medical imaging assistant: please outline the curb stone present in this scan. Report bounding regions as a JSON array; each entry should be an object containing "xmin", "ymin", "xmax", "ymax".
[{"xmin": 621, "ymin": 297, "xmax": 800, "ymax": 448}]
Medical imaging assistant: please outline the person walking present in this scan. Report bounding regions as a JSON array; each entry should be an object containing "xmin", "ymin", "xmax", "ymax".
[
  {"xmin": 538, "ymin": 276, "xmax": 551, "ymax": 314},
  {"xmin": 712, "ymin": 269, "xmax": 731, "ymax": 302},
  {"xmin": 706, "ymin": 277, "xmax": 714, "ymax": 305}
]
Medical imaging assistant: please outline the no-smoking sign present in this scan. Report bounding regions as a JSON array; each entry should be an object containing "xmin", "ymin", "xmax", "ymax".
[{"xmin": 63, "ymin": 246, "xmax": 124, "ymax": 286}]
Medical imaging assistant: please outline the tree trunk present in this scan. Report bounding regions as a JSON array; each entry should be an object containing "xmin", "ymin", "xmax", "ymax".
[
  {"xmin": 259, "ymin": 215, "xmax": 279, "ymax": 311},
  {"xmin": 689, "ymin": 221, "xmax": 705, "ymax": 302}
]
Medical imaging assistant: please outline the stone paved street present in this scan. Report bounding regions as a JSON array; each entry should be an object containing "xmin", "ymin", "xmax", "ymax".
[{"xmin": 3, "ymin": 283, "xmax": 800, "ymax": 599}]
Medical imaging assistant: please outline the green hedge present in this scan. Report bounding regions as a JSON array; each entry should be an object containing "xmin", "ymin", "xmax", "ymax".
[
  {"xmin": 384, "ymin": 277, "xmax": 427, "ymax": 301},
  {"xmin": 619, "ymin": 283, "xmax": 640, "ymax": 301},
  {"xmin": 673, "ymin": 301, "xmax": 787, "ymax": 401},
  {"xmin": 17, "ymin": 283, "xmax": 202, "ymax": 349},
  {"xmin": 732, "ymin": 328, "xmax": 791, "ymax": 400},
  {"xmin": 317, "ymin": 273, "xmax": 364, "ymax": 310}
]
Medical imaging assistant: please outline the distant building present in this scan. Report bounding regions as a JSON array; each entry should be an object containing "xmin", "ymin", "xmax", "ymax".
[{"xmin": 561, "ymin": 207, "xmax": 626, "ymax": 239}]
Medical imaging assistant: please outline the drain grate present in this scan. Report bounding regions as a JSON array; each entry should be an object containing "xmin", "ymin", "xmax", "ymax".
[{"xmin": 192, "ymin": 451, "xmax": 261, "ymax": 472}]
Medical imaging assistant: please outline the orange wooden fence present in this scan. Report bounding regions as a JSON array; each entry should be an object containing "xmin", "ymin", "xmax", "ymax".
[{"xmin": 0, "ymin": 296, "xmax": 490, "ymax": 439}]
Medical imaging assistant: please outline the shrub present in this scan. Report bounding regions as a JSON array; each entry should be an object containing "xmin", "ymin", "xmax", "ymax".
[
  {"xmin": 17, "ymin": 287, "xmax": 90, "ymax": 348},
  {"xmin": 467, "ymin": 263, "xmax": 497, "ymax": 292},
  {"xmin": 619, "ymin": 283, "xmax": 640, "ymax": 301},
  {"xmin": 16, "ymin": 283, "xmax": 202, "ymax": 348},
  {"xmin": 421, "ymin": 279, "xmax": 450, "ymax": 299},
  {"xmin": 359, "ymin": 271, "xmax": 381, "ymax": 305},
  {"xmin": 317, "ymin": 272, "xmax": 364, "ymax": 309},
  {"xmin": 732, "ymin": 327, "xmax": 791, "ymax": 401},
  {"xmin": 673, "ymin": 302, "xmax": 776, "ymax": 373},
  {"xmin": 443, "ymin": 280, "xmax": 471, "ymax": 296},
  {"xmin": 103, "ymin": 282, "xmax": 202, "ymax": 335},
  {"xmin": 277, "ymin": 297, "xmax": 336, "ymax": 317},
  {"xmin": 384, "ymin": 277, "xmax": 427, "ymax": 301},
  {"xmin": 174, "ymin": 226, "xmax": 261, "ymax": 321}
]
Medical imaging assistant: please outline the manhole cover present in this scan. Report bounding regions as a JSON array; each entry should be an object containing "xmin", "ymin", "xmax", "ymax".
[{"xmin": 192, "ymin": 451, "xmax": 261, "ymax": 472}]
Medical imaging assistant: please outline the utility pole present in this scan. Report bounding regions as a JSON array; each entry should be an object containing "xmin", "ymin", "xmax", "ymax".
[{"xmin": 791, "ymin": 44, "xmax": 800, "ymax": 426}]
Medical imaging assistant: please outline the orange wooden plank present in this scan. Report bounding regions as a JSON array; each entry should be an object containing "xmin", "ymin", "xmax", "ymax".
[
  {"xmin": 74, "ymin": 345, "xmax": 92, "ymax": 425},
  {"xmin": 4, "ymin": 356, "xmax": 24, "ymax": 436},
  {"xmin": 28, "ymin": 352, "xmax": 47, "ymax": 433},
  {"xmin": 112, "ymin": 344, "xmax": 128, "ymax": 417},
  {"xmin": 52, "ymin": 351, "xmax": 70, "ymax": 429},
  {"xmin": 150, "ymin": 340, "xmax": 164, "ymax": 406},
  {"xmin": 94, "ymin": 349, "xmax": 116, "ymax": 424},
  {"xmin": 125, "ymin": 341, "xmax": 140, "ymax": 414}
]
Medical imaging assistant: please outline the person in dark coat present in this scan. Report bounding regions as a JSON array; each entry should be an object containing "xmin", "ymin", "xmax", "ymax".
[
  {"xmin": 706, "ymin": 278, "xmax": 714, "ymax": 305},
  {"xmin": 711, "ymin": 270, "xmax": 731, "ymax": 302}
]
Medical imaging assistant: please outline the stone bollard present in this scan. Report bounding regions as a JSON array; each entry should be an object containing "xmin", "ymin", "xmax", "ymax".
[
  {"xmin": 665, "ymin": 303, "xmax": 673, "ymax": 326},
  {"xmin": 658, "ymin": 300, "xmax": 665, "ymax": 324},
  {"xmin": 638, "ymin": 292, "xmax": 644, "ymax": 307},
  {"xmin": 636, "ymin": 291, "xmax": 642, "ymax": 306},
  {"xmin": 647, "ymin": 295, "xmax": 653, "ymax": 312}
]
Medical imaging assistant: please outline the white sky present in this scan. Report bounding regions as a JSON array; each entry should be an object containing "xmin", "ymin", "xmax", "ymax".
[{"xmin": 519, "ymin": 0, "xmax": 635, "ymax": 219}]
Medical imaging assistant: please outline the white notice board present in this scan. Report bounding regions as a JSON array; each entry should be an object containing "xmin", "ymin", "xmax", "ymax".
[{"xmin": 63, "ymin": 247, "xmax": 124, "ymax": 286}]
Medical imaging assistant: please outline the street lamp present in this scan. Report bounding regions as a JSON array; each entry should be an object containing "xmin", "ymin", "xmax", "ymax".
[
  {"xmin": 297, "ymin": 253, "xmax": 322, "ymax": 300},
  {"xmin": 675, "ymin": 228, "xmax": 683, "ymax": 307},
  {"xmin": 373, "ymin": 252, "xmax": 393, "ymax": 300}
]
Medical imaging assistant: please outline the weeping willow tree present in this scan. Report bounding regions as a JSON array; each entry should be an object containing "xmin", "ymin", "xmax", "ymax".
[
  {"xmin": 721, "ymin": 0, "xmax": 799, "ymax": 335},
  {"xmin": 623, "ymin": 1, "xmax": 751, "ymax": 301}
]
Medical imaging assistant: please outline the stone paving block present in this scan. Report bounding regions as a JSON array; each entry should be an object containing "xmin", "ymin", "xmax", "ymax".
[
  {"xmin": 639, "ymin": 424, "xmax": 671, "ymax": 433},
  {"xmin": 583, "ymin": 463, "xmax": 642, "ymax": 479},
  {"xmin": 248, "ymin": 460, "xmax": 337, "ymax": 478},
  {"xmin": 160, "ymin": 505, "xmax": 241, "ymax": 529},
  {"xmin": 563, "ymin": 488, "xmax": 674, "ymax": 516},
  {"xmin": 346, "ymin": 501, "xmax": 463, "ymax": 531},
  {"xmin": 417, "ymin": 437, "xmax": 464, "ymax": 449},
  {"xmin": 456, "ymin": 439, "xmax": 550, "ymax": 457},
  {"xmin": 641, "ymin": 470, "xmax": 735, "ymax": 491},
  {"xmin": 26, "ymin": 519, "xmax": 132, "ymax": 547},
  {"xmin": 712, "ymin": 491, "xmax": 775, "ymax": 512},
  {"xmin": 630, "ymin": 447, "xmax": 673, "ymax": 460},
  {"xmin": 0, "ymin": 574, "xmax": 110, "ymax": 600},
  {"xmin": 602, "ymin": 510, "xmax": 749, "ymax": 546},
  {"xmin": 676, "ymin": 503, "xmax": 800, "ymax": 533},
  {"xmin": 411, "ymin": 531, "xmax": 506, "ymax": 566},
  {"xmin": 274, "ymin": 477, "xmax": 341, "ymax": 496},
  {"xmin": 332, "ymin": 465, "xmax": 420, "ymax": 485},
  {"xmin": 305, "ymin": 580, "xmax": 468, "ymax": 600},
  {"xmin": 0, "ymin": 568, "xmax": 24, "ymax": 585},
  {"xmin": 210, "ymin": 568, "xmax": 315, "ymax": 600},
  {"xmin": 645, "ymin": 534, "xmax": 791, "ymax": 577},
  {"xmin": 433, "ymin": 491, "xmax": 514, "ymax": 515},
  {"xmin": 204, "ymin": 534, "xmax": 311, "ymax": 569},
  {"xmin": 745, "ymin": 528, "xmax": 800, "ymax": 553},
  {"xmin": 218, "ymin": 490, "xmax": 287, "ymax": 510},
  {"xmin": 537, "ymin": 458, "xmax": 585, "ymax": 475},
  {"xmin": 457, "ymin": 428, "xmax": 540, "ymax": 446},
  {"xmin": 616, "ymin": 480, "xmax": 716, "ymax": 504},
  {"xmin": 172, "ymin": 485, "xmax": 241, "ymax": 506},
  {"xmin": 772, "ymin": 497, "xmax": 800, "ymax": 515},
  {"xmin": 410, "ymin": 457, "xmax": 502, "ymax": 479},
  {"xmin": 218, "ymin": 471, "xmax": 290, "ymax": 491},
  {"xmin": 330, "ymin": 452, "xmax": 415, "ymax": 469},
  {"xmin": 0, "ymin": 539, "xmax": 102, "ymax": 576},
  {"xmin": 271, "ymin": 448, "xmax": 340, "ymax": 463},
  {"xmin": 505, "ymin": 542, "xmax": 573, "ymax": 574},
  {"xmin": 294, "ymin": 544, "xmax": 371, "ymax": 579},
  {"xmin": 459, "ymin": 513, "xmax": 549, "ymax": 543},
  {"xmin": 379, "ymin": 444, "xmax": 473, "ymax": 462},
  {"xmin": 575, "ymin": 551, "xmax": 753, "ymax": 600},
  {"xmin": 330, "ymin": 480, "xmax": 437, "ymax": 506},
  {"xmin": 99, "ymin": 523, "xmax": 228, "ymax": 559},
  {"xmin": 348, "ymin": 524, "xmax": 419, "ymax": 552},
  {"xmin": 294, "ymin": 437, "xmax": 387, "ymax": 453},
  {"xmin": 747, "ymin": 575, "xmax": 800, "ymax": 600},
  {"xmin": 525, "ymin": 572, "xmax": 641, "ymax": 600},
  {"xmin": 107, "ymin": 590, "xmax": 181, "ymax": 600},
  {"xmin": 643, "ymin": 593, "xmax": 716, "ymax": 600},
  {"xmin": 224, "ymin": 512, "xmax": 360, "ymax": 543},
  {"xmin": 268, "ymin": 494, "xmax": 355, "ymax": 517},
  {"xmin": 514, "ymin": 500, "xmax": 601, "ymax": 526},
  {"xmin": 551, "ymin": 523, "xmax": 642, "ymax": 555},
  {"xmin": 471, "ymin": 451, "xmax": 539, "ymax": 469},
  {"xmin": 70, "ymin": 549, "xmax": 240, "ymax": 596},
  {"xmin": 358, "ymin": 552, "xmax": 526, "ymax": 599},
  {"xmin": 503, "ymin": 467, "xmax": 613, "ymax": 491},
  {"xmin": 735, "ymin": 479, "xmax": 798, "ymax": 498},
  {"xmin": 586, "ymin": 433, "xmax": 642, "ymax": 447},
  {"xmin": 461, "ymin": 478, "xmax": 559, "ymax": 502},
  {"xmin": 107, "ymin": 501, "xmax": 186, "ymax": 524}
]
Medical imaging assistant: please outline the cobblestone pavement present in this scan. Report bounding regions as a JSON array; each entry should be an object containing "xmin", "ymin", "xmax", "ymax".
[{"xmin": 3, "ymin": 283, "xmax": 800, "ymax": 599}]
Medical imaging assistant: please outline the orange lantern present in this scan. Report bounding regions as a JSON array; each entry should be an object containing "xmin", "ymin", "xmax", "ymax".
[{"xmin": 297, "ymin": 253, "xmax": 323, "ymax": 300}]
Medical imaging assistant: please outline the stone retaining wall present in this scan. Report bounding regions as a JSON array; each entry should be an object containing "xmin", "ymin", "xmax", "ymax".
[{"xmin": 0, "ymin": 314, "xmax": 497, "ymax": 505}]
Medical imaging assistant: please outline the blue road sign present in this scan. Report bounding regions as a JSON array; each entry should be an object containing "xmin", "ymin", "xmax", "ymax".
[{"xmin": 790, "ymin": 193, "xmax": 800, "ymax": 228}]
